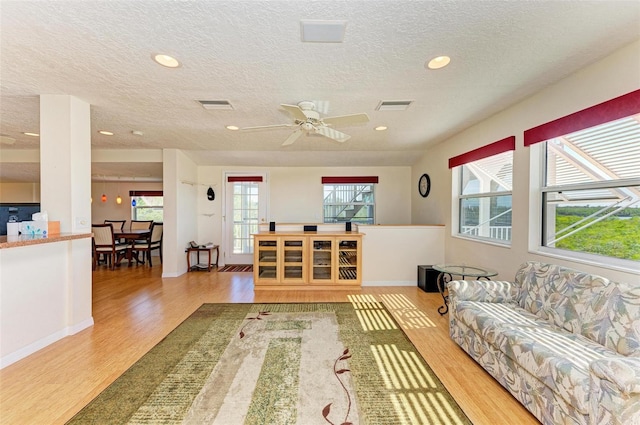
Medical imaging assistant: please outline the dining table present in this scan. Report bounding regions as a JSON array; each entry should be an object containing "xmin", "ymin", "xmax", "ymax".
[{"xmin": 114, "ymin": 228, "xmax": 152, "ymax": 266}]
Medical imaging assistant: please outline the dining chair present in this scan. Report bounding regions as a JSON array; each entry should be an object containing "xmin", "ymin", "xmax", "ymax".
[
  {"xmin": 104, "ymin": 219, "xmax": 127, "ymax": 247},
  {"xmin": 92, "ymin": 223, "xmax": 128, "ymax": 270},
  {"xmin": 131, "ymin": 222, "xmax": 163, "ymax": 266},
  {"xmin": 130, "ymin": 220, "xmax": 153, "ymax": 230},
  {"xmin": 104, "ymin": 219, "xmax": 126, "ymax": 231}
]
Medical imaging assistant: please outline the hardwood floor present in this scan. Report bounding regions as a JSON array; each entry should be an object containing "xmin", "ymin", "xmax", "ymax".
[{"xmin": 0, "ymin": 265, "xmax": 540, "ymax": 424}]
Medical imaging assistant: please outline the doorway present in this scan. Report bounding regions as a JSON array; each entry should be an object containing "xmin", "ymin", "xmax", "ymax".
[{"xmin": 224, "ymin": 173, "xmax": 267, "ymax": 264}]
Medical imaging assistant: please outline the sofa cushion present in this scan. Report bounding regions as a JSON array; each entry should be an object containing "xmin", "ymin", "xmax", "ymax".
[
  {"xmin": 454, "ymin": 301, "xmax": 549, "ymax": 347},
  {"xmin": 454, "ymin": 300, "xmax": 620, "ymax": 414},
  {"xmin": 515, "ymin": 261, "xmax": 613, "ymax": 337},
  {"xmin": 591, "ymin": 281, "xmax": 640, "ymax": 357},
  {"xmin": 500, "ymin": 324, "xmax": 617, "ymax": 414}
]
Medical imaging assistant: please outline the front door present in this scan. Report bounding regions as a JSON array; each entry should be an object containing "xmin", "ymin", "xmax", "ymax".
[{"xmin": 224, "ymin": 173, "xmax": 267, "ymax": 264}]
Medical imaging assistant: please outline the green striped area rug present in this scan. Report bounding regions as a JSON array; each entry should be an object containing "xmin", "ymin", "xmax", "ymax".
[{"xmin": 67, "ymin": 302, "xmax": 471, "ymax": 425}]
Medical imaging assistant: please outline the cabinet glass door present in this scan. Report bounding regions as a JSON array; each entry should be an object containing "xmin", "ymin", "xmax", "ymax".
[
  {"xmin": 337, "ymin": 238, "xmax": 359, "ymax": 282},
  {"xmin": 282, "ymin": 238, "xmax": 305, "ymax": 283},
  {"xmin": 311, "ymin": 238, "xmax": 333, "ymax": 282},
  {"xmin": 257, "ymin": 239, "xmax": 278, "ymax": 281}
]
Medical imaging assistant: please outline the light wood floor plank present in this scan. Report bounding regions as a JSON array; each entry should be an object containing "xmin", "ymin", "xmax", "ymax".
[{"xmin": 0, "ymin": 266, "xmax": 539, "ymax": 424}]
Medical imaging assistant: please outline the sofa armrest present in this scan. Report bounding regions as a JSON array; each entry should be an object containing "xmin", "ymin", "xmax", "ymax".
[
  {"xmin": 590, "ymin": 357, "xmax": 640, "ymax": 395},
  {"xmin": 447, "ymin": 280, "xmax": 518, "ymax": 303},
  {"xmin": 590, "ymin": 357, "xmax": 640, "ymax": 425}
]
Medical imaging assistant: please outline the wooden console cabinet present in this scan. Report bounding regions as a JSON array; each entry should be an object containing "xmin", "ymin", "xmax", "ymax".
[{"xmin": 253, "ymin": 231, "xmax": 362, "ymax": 289}]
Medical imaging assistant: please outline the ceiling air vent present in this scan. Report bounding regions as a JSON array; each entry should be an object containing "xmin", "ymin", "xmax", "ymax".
[
  {"xmin": 376, "ymin": 100, "xmax": 413, "ymax": 111},
  {"xmin": 198, "ymin": 100, "xmax": 234, "ymax": 110}
]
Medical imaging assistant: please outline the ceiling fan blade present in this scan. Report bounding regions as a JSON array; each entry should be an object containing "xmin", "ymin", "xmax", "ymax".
[
  {"xmin": 280, "ymin": 104, "xmax": 308, "ymax": 121},
  {"xmin": 241, "ymin": 123, "xmax": 297, "ymax": 131},
  {"xmin": 315, "ymin": 126, "xmax": 351, "ymax": 143},
  {"xmin": 282, "ymin": 128, "xmax": 303, "ymax": 146},
  {"xmin": 322, "ymin": 113, "xmax": 369, "ymax": 127}
]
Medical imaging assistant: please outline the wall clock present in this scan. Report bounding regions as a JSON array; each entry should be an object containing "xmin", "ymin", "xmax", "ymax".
[{"xmin": 418, "ymin": 173, "xmax": 431, "ymax": 198}]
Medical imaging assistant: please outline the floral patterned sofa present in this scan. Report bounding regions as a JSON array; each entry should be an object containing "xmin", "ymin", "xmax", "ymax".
[{"xmin": 448, "ymin": 261, "xmax": 640, "ymax": 425}]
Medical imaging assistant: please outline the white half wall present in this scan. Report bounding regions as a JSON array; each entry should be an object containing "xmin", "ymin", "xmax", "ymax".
[{"xmin": 360, "ymin": 225, "xmax": 445, "ymax": 286}]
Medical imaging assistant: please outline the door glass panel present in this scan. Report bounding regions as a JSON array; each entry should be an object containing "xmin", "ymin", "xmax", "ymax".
[
  {"xmin": 232, "ymin": 182, "xmax": 259, "ymax": 255},
  {"xmin": 338, "ymin": 239, "xmax": 358, "ymax": 281},
  {"xmin": 312, "ymin": 239, "xmax": 333, "ymax": 280},
  {"xmin": 257, "ymin": 239, "xmax": 277, "ymax": 279},
  {"xmin": 283, "ymin": 239, "xmax": 304, "ymax": 280}
]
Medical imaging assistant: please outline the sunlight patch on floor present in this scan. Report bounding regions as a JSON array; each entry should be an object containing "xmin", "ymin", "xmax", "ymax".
[
  {"xmin": 348, "ymin": 294, "xmax": 397, "ymax": 331},
  {"xmin": 390, "ymin": 391, "xmax": 468, "ymax": 425},
  {"xmin": 377, "ymin": 293, "xmax": 437, "ymax": 329},
  {"xmin": 371, "ymin": 344, "xmax": 437, "ymax": 390}
]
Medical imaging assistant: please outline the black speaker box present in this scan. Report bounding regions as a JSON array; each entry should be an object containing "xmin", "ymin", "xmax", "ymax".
[
  {"xmin": 269, "ymin": 222, "xmax": 275, "ymax": 231},
  {"xmin": 345, "ymin": 222, "xmax": 352, "ymax": 231},
  {"xmin": 417, "ymin": 265, "xmax": 440, "ymax": 293},
  {"xmin": 303, "ymin": 225, "xmax": 317, "ymax": 232}
]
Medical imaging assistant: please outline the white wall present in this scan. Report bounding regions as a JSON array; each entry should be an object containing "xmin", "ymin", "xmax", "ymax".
[
  {"xmin": 359, "ymin": 225, "xmax": 445, "ymax": 286},
  {"xmin": 162, "ymin": 149, "xmax": 198, "ymax": 277},
  {"xmin": 412, "ymin": 40, "xmax": 640, "ymax": 284},
  {"xmin": 196, "ymin": 166, "xmax": 412, "ymax": 265},
  {"xmin": 0, "ymin": 236, "xmax": 93, "ymax": 368}
]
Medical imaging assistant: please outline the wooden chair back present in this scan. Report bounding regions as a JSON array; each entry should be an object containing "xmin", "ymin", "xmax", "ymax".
[
  {"xmin": 104, "ymin": 220, "xmax": 126, "ymax": 231},
  {"xmin": 131, "ymin": 220, "xmax": 153, "ymax": 230}
]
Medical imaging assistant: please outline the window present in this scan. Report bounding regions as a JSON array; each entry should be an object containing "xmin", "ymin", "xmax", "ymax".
[
  {"xmin": 322, "ymin": 177, "xmax": 377, "ymax": 224},
  {"xmin": 450, "ymin": 136, "xmax": 515, "ymax": 243},
  {"xmin": 457, "ymin": 151, "xmax": 513, "ymax": 242},
  {"xmin": 541, "ymin": 114, "xmax": 640, "ymax": 262},
  {"xmin": 130, "ymin": 191, "xmax": 163, "ymax": 222}
]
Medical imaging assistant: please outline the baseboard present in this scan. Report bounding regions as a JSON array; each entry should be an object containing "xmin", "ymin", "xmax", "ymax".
[
  {"xmin": 1, "ymin": 317, "xmax": 94, "ymax": 369},
  {"xmin": 362, "ymin": 280, "xmax": 416, "ymax": 287}
]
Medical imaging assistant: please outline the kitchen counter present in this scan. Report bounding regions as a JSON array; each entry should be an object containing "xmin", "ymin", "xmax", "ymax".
[{"xmin": 0, "ymin": 232, "xmax": 91, "ymax": 249}]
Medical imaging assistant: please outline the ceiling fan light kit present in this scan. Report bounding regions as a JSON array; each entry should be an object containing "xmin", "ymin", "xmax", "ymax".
[{"xmin": 241, "ymin": 101, "xmax": 369, "ymax": 146}]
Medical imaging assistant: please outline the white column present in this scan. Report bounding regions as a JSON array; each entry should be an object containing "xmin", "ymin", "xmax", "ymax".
[
  {"xmin": 38, "ymin": 94, "xmax": 93, "ymax": 335},
  {"xmin": 39, "ymin": 95, "xmax": 91, "ymax": 233}
]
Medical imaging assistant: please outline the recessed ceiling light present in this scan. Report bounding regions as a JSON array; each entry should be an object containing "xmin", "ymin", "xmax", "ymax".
[
  {"xmin": 132, "ymin": 130, "xmax": 144, "ymax": 136},
  {"xmin": 152, "ymin": 53, "xmax": 181, "ymax": 68},
  {"xmin": 375, "ymin": 126, "xmax": 388, "ymax": 131},
  {"xmin": 23, "ymin": 132, "xmax": 39, "ymax": 137},
  {"xmin": 226, "ymin": 125, "xmax": 239, "ymax": 131},
  {"xmin": 99, "ymin": 130, "xmax": 114, "ymax": 136},
  {"xmin": 426, "ymin": 56, "xmax": 451, "ymax": 70}
]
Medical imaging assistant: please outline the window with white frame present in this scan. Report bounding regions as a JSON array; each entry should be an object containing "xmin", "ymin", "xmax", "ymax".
[
  {"xmin": 322, "ymin": 177, "xmax": 377, "ymax": 224},
  {"xmin": 130, "ymin": 191, "xmax": 163, "ymax": 222},
  {"xmin": 457, "ymin": 151, "xmax": 513, "ymax": 242},
  {"xmin": 540, "ymin": 114, "xmax": 640, "ymax": 262}
]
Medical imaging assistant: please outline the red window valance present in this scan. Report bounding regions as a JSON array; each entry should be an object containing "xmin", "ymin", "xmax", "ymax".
[
  {"xmin": 524, "ymin": 89, "xmax": 640, "ymax": 147},
  {"xmin": 448, "ymin": 136, "xmax": 515, "ymax": 169},
  {"xmin": 129, "ymin": 190, "xmax": 163, "ymax": 196},
  {"xmin": 321, "ymin": 176, "xmax": 379, "ymax": 184},
  {"xmin": 227, "ymin": 176, "xmax": 263, "ymax": 182}
]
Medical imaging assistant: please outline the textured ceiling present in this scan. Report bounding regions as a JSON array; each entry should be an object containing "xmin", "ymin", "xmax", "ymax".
[{"xmin": 1, "ymin": 1, "xmax": 639, "ymax": 182}]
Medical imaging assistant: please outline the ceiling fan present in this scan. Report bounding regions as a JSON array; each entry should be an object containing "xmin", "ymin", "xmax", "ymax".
[{"xmin": 241, "ymin": 101, "xmax": 369, "ymax": 146}]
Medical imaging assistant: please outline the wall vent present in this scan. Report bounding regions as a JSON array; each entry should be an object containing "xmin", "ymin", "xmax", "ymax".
[
  {"xmin": 198, "ymin": 100, "xmax": 234, "ymax": 110},
  {"xmin": 376, "ymin": 100, "xmax": 413, "ymax": 111}
]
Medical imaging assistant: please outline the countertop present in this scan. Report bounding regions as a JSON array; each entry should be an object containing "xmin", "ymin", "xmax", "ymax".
[{"xmin": 0, "ymin": 232, "xmax": 92, "ymax": 249}]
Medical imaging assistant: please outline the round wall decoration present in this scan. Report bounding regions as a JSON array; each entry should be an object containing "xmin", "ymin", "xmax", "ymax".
[{"xmin": 418, "ymin": 173, "xmax": 431, "ymax": 198}]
